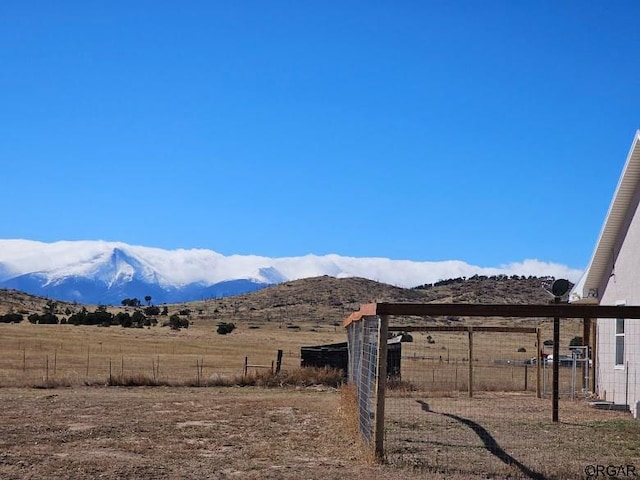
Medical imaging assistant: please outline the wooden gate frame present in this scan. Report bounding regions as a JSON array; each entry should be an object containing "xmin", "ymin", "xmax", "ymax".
[{"xmin": 344, "ymin": 302, "xmax": 640, "ymax": 459}]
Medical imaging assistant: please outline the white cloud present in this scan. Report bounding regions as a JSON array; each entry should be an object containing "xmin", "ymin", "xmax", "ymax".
[{"xmin": 0, "ymin": 239, "xmax": 583, "ymax": 288}]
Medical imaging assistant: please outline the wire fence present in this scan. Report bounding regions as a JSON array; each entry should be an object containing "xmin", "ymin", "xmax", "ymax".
[
  {"xmin": 344, "ymin": 314, "xmax": 614, "ymax": 476},
  {"xmin": 347, "ymin": 315, "xmax": 382, "ymax": 447},
  {"xmin": 0, "ymin": 345, "xmax": 299, "ymax": 387}
]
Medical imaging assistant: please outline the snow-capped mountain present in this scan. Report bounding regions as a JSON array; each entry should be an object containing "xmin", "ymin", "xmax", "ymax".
[{"xmin": 0, "ymin": 239, "xmax": 583, "ymax": 305}]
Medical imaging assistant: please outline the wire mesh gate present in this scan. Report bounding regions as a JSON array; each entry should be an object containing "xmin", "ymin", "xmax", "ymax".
[{"xmin": 346, "ymin": 314, "xmax": 386, "ymax": 456}]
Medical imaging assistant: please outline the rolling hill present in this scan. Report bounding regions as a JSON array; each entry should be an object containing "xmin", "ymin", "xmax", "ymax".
[{"xmin": 0, "ymin": 274, "xmax": 561, "ymax": 326}]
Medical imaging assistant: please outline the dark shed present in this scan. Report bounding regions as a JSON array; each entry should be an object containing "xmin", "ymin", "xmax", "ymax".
[
  {"xmin": 301, "ymin": 336, "xmax": 402, "ymax": 378},
  {"xmin": 300, "ymin": 342, "xmax": 349, "ymax": 374}
]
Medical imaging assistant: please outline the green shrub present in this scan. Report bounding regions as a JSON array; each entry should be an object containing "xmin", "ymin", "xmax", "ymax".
[
  {"xmin": 145, "ymin": 305, "xmax": 161, "ymax": 316},
  {"xmin": 0, "ymin": 313, "xmax": 23, "ymax": 323},
  {"xmin": 217, "ymin": 322, "xmax": 236, "ymax": 335},
  {"xmin": 27, "ymin": 313, "xmax": 59, "ymax": 324}
]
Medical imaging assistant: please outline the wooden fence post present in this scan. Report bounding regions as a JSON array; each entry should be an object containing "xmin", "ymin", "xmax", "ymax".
[
  {"xmin": 468, "ymin": 327, "xmax": 474, "ymax": 398},
  {"xmin": 275, "ymin": 349, "xmax": 283, "ymax": 374},
  {"xmin": 536, "ymin": 328, "xmax": 541, "ymax": 398}
]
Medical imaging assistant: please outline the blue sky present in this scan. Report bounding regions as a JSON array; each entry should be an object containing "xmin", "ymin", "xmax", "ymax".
[{"xmin": 2, "ymin": 1, "xmax": 639, "ymax": 270}]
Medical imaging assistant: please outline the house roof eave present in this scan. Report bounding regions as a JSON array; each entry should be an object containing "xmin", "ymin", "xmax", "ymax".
[{"xmin": 570, "ymin": 130, "xmax": 640, "ymax": 303}]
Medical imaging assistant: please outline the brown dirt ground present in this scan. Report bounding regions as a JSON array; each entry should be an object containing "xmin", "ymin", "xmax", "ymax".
[
  {"xmin": 0, "ymin": 386, "xmax": 426, "ymax": 480},
  {"xmin": 3, "ymin": 388, "xmax": 640, "ymax": 479},
  {"xmin": 385, "ymin": 391, "xmax": 640, "ymax": 479}
]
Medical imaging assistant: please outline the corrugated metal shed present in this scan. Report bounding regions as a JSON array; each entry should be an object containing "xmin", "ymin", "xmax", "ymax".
[{"xmin": 301, "ymin": 336, "xmax": 403, "ymax": 377}]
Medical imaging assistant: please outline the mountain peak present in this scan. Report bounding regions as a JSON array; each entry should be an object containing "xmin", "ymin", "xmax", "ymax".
[{"xmin": 0, "ymin": 239, "xmax": 583, "ymax": 304}]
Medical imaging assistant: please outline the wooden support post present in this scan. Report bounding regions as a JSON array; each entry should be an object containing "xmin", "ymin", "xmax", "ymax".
[
  {"xmin": 591, "ymin": 319, "xmax": 597, "ymax": 394},
  {"xmin": 536, "ymin": 328, "xmax": 541, "ymax": 398},
  {"xmin": 583, "ymin": 318, "xmax": 591, "ymax": 391},
  {"xmin": 468, "ymin": 327, "xmax": 474, "ymax": 398},
  {"xmin": 373, "ymin": 315, "xmax": 388, "ymax": 460},
  {"xmin": 552, "ymin": 297, "xmax": 560, "ymax": 423},
  {"xmin": 243, "ymin": 356, "xmax": 248, "ymax": 378},
  {"xmin": 275, "ymin": 349, "xmax": 283, "ymax": 375}
]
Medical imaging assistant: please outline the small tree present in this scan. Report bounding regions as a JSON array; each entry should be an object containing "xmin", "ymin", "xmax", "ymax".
[
  {"xmin": 28, "ymin": 313, "xmax": 59, "ymax": 324},
  {"xmin": 217, "ymin": 322, "xmax": 236, "ymax": 335},
  {"xmin": 121, "ymin": 298, "xmax": 141, "ymax": 307},
  {"xmin": 116, "ymin": 312, "xmax": 133, "ymax": 328},
  {"xmin": 0, "ymin": 313, "xmax": 23, "ymax": 323},
  {"xmin": 145, "ymin": 295, "xmax": 152, "ymax": 306},
  {"xmin": 169, "ymin": 314, "xmax": 182, "ymax": 330},
  {"xmin": 144, "ymin": 305, "xmax": 160, "ymax": 316},
  {"xmin": 132, "ymin": 310, "xmax": 146, "ymax": 327}
]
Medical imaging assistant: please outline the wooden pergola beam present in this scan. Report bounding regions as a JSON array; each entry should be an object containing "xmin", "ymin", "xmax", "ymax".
[
  {"xmin": 388, "ymin": 325, "xmax": 537, "ymax": 333},
  {"xmin": 344, "ymin": 302, "xmax": 640, "ymax": 324}
]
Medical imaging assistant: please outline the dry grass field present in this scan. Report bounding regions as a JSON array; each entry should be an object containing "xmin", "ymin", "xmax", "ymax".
[
  {"xmin": 395, "ymin": 323, "xmax": 585, "ymax": 394},
  {"xmin": 2, "ymin": 383, "xmax": 639, "ymax": 479},
  {"xmin": 2, "ymin": 317, "xmax": 633, "ymax": 480},
  {"xmin": 1, "ymin": 386, "xmax": 425, "ymax": 480},
  {"xmin": 385, "ymin": 391, "xmax": 640, "ymax": 479},
  {"xmin": 3, "ymin": 276, "xmax": 630, "ymax": 479},
  {"xmin": 0, "ymin": 318, "xmax": 344, "ymax": 387}
]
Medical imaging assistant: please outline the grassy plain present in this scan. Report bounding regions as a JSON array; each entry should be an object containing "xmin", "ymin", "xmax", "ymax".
[
  {"xmin": 1, "ymin": 277, "xmax": 629, "ymax": 479},
  {"xmin": 0, "ymin": 318, "xmax": 345, "ymax": 387}
]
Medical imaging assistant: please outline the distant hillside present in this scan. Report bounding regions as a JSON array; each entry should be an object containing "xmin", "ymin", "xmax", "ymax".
[
  {"xmin": 412, "ymin": 274, "xmax": 559, "ymax": 304},
  {"xmin": 0, "ymin": 275, "xmax": 562, "ymax": 325},
  {"xmin": 0, "ymin": 289, "xmax": 79, "ymax": 316},
  {"xmin": 178, "ymin": 275, "xmax": 561, "ymax": 326}
]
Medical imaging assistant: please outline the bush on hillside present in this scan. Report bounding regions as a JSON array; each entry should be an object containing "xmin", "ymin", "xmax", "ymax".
[
  {"xmin": 217, "ymin": 322, "xmax": 236, "ymax": 335},
  {"xmin": 169, "ymin": 314, "xmax": 189, "ymax": 330},
  {"xmin": 0, "ymin": 313, "xmax": 23, "ymax": 323}
]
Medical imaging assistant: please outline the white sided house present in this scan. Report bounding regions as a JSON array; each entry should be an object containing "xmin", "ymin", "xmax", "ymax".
[{"xmin": 571, "ymin": 130, "xmax": 640, "ymax": 417}]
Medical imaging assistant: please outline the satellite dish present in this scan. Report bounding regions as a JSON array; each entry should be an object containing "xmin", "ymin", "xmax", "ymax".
[{"xmin": 551, "ymin": 279, "xmax": 570, "ymax": 297}]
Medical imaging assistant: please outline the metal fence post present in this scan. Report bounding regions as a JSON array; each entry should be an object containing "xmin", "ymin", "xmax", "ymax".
[{"xmin": 374, "ymin": 315, "xmax": 388, "ymax": 459}]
